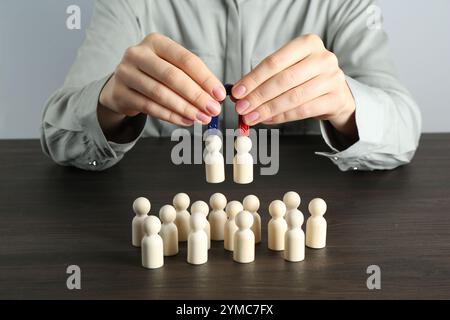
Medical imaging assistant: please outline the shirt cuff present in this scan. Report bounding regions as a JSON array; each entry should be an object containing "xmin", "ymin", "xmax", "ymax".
[
  {"xmin": 316, "ymin": 76, "xmax": 386, "ymax": 171},
  {"xmin": 74, "ymin": 75, "xmax": 147, "ymax": 167}
]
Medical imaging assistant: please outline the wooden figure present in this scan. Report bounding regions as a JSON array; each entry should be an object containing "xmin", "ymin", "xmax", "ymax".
[
  {"xmin": 233, "ymin": 136, "xmax": 253, "ymax": 184},
  {"xmin": 191, "ymin": 200, "xmax": 211, "ymax": 249},
  {"xmin": 283, "ymin": 191, "xmax": 302, "ymax": 216},
  {"xmin": 224, "ymin": 201, "xmax": 244, "ymax": 251},
  {"xmin": 243, "ymin": 195, "xmax": 261, "ymax": 244},
  {"xmin": 141, "ymin": 216, "xmax": 164, "ymax": 269},
  {"xmin": 209, "ymin": 193, "xmax": 228, "ymax": 241},
  {"xmin": 268, "ymin": 200, "xmax": 287, "ymax": 251},
  {"xmin": 284, "ymin": 208, "xmax": 305, "ymax": 262},
  {"xmin": 306, "ymin": 198, "xmax": 327, "ymax": 249},
  {"xmin": 233, "ymin": 210, "xmax": 255, "ymax": 263},
  {"xmin": 173, "ymin": 193, "xmax": 190, "ymax": 242},
  {"xmin": 159, "ymin": 204, "xmax": 179, "ymax": 256},
  {"xmin": 132, "ymin": 197, "xmax": 150, "ymax": 247},
  {"xmin": 187, "ymin": 212, "xmax": 208, "ymax": 265},
  {"xmin": 204, "ymin": 135, "xmax": 225, "ymax": 183}
]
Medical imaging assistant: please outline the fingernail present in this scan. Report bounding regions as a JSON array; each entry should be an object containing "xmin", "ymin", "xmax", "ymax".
[
  {"xmin": 212, "ymin": 86, "xmax": 226, "ymax": 101},
  {"xmin": 245, "ymin": 112, "xmax": 260, "ymax": 124},
  {"xmin": 206, "ymin": 100, "xmax": 221, "ymax": 116},
  {"xmin": 196, "ymin": 111, "xmax": 211, "ymax": 124},
  {"xmin": 235, "ymin": 100, "xmax": 250, "ymax": 114},
  {"xmin": 181, "ymin": 117, "xmax": 194, "ymax": 126},
  {"xmin": 233, "ymin": 85, "xmax": 247, "ymax": 98}
]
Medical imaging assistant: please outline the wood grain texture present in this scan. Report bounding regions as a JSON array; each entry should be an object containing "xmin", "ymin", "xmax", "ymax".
[{"xmin": 0, "ymin": 134, "xmax": 449, "ymax": 299}]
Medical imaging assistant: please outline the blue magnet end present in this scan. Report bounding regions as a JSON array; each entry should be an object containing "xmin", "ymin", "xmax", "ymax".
[
  {"xmin": 207, "ymin": 116, "xmax": 219, "ymax": 130},
  {"xmin": 224, "ymin": 83, "xmax": 233, "ymax": 96},
  {"xmin": 207, "ymin": 84, "xmax": 234, "ymax": 131}
]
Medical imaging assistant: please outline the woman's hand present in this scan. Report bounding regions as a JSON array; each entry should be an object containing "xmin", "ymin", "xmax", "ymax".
[
  {"xmin": 232, "ymin": 34, "xmax": 357, "ymax": 138},
  {"xmin": 99, "ymin": 33, "xmax": 226, "ymax": 127}
]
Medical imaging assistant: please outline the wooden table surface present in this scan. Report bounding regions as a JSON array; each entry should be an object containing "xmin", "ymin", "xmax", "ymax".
[{"xmin": 0, "ymin": 134, "xmax": 449, "ymax": 300}]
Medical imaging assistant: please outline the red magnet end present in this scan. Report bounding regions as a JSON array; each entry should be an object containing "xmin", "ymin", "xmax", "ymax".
[
  {"xmin": 225, "ymin": 83, "xmax": 249, "ymax": 136},
  {"xmin": 238, "ymin": 115, "xmax": 250, "ymax": 137}
]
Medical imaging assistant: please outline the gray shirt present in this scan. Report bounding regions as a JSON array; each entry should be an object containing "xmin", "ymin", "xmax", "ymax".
[{"xmin": 41, "ymin": 0, "xmax": 422, "ymax": 171}]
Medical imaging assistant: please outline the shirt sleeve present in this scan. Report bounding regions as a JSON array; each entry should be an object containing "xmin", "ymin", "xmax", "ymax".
[
  {"xmin": 40, "ymin": 0, "xmax": 147, "ymax": 171},
  {"xmin": 316, "ymin": 0, "xmax": 422, "ymax": 171}
]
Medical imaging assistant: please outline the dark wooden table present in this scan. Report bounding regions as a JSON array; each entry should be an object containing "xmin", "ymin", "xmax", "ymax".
[{"xmin": 1, "ymin": 134, "xmax": 449, "ymax": 300}]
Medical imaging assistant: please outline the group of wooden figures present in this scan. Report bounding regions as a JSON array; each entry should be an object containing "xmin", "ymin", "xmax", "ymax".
[{"xmin": 132, "ymin": 192, "xmax": 327, "ymax": 269}]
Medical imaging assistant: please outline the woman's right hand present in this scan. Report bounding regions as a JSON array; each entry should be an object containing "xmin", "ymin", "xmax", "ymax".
[{"xmin": 99, "ymin": 33, "xmax": 226, "ymax": 127}]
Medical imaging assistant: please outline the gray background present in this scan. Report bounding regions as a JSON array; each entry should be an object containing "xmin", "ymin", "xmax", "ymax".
[{"xmin": 0, "ymin": 0, "xmax": 449, "ymax": 139}]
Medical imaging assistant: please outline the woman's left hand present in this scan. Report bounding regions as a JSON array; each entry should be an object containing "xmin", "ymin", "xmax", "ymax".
[{"xmin": 232, "ymin": 34, "xmax": 357, "ymax": 138}]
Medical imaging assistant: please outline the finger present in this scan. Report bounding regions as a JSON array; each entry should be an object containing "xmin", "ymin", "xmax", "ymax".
[
  {"xmin": 232, "ymin": 34, "xmax": 324, "ymax": 99},
  {"xmin": 116, "ymin": 64, "xmax": 211, "ymax": 124},
  {"xmin": 131, "ymin": 51, "xmax": 222, "ymax": 117},
  {"xmin": 263, "ymin": 93, "xmax": 337, "ymax": 125},
  {"xmin": 116, "ymin": 86, "xmax": 194, "ymax": 127},
  {"xmin": 149, "ymin": 34, "xmax": 226, "ymax": 101},
  {"xmin": 243, "ymin": 74, "xmax": 333, "ymax": 125},
  {"xmin": 235, "ymin": 54, "xmax": 324, "ymax": 115}
]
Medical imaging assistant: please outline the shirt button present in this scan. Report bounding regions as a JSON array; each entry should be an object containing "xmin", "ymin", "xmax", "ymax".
[{"xmin": 88, "ymin": 160, "xmax": 97, "ymax": 167}]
